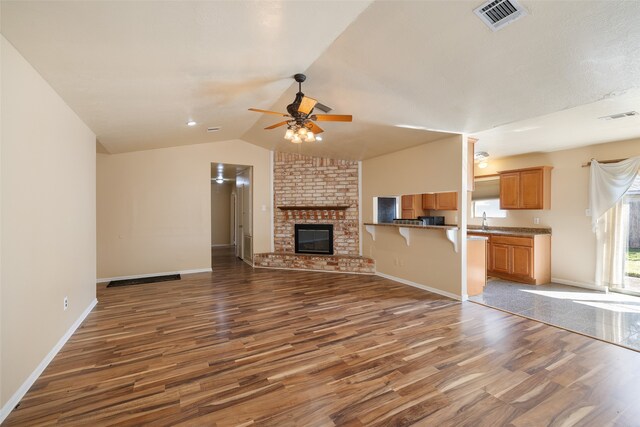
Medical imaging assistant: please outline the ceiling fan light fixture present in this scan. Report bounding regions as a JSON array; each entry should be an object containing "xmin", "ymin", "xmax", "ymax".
[
  {"xmin": 284, "ymin": 128, "xmax": 294, "ymax": 140},
  {"xmin": 291, "ymin": 134, "xmax": 302, "ymax": 144},
  {"xmin": 305, "ymin": 132, "xmax": 315, "ymax": 142}
]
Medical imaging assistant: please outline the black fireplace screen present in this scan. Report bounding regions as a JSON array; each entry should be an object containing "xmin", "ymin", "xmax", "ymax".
[{"xmin": 294, "ymin": 224, "xmax": 334, "ymax": 255}]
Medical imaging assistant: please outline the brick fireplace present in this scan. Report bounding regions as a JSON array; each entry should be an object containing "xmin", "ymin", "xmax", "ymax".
[{"xmin": 253, "ymin": 152, "xmax": 374, "ymax": 274}]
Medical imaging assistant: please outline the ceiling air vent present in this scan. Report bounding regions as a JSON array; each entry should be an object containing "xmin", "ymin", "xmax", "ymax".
[
  {"xmin": 474, "ymin": 0, "xmax": 527, "ymax": 32},
  {"xmin": 207, "ymin": 127, "xmax": 221, "ymax": 132},
  {"xmin": 599, "ymin": 111, "xmax": 638, "ymax": 121}
]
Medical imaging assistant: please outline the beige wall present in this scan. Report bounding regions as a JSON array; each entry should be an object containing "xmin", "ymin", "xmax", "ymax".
[
  {"xmin": 211, "ymin": 182, "xmax": 233, "ymax": 245},
  {"xmin": 1, "ymin": 37, "xmax": 96, "ymax": 409},
  {"xmin": 472, "ymin": 137, "xmax": 640, "ymax": 287},
  {"xmin": 362, "ymin": 135, "xmax": 467, "ymax": 298},
  {"xmin": 97, "ymin": 140, "xmax": 271, "ymax": 279}
]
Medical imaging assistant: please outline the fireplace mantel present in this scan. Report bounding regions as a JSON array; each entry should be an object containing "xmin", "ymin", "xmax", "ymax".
[
  {"xmin": 277, "ymin": 205, "xmax": 350, "ymax": 211},
  {"xmin": 277, "ymin": 205, "xmax": 350, "ymax": 221}
]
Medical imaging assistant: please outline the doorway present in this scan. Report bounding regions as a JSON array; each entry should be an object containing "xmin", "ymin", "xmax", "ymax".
[{"xmin": 211, "ymin": 163, "xmax": 253, "ymax": 263}]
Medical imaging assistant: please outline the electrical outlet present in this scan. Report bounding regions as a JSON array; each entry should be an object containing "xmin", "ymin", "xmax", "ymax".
[
  {"xmin": 63, "ymin": 296, "xmax": 68, "ymax": 311},
  {"xmin": 534, "ymin": 217, "xmax": 540, "ymax": 225}
]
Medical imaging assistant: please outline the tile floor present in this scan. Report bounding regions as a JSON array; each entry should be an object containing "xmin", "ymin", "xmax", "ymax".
[{"xmin": 469, "ymin": 279, "xmax": 640, "ymax": 351}]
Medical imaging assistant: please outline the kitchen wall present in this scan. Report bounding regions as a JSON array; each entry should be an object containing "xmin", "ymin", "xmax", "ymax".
[
  {"xmin": 1, "ymin": 37, "xmax": 97, "ymax": 415},
  {"xmin": 362, "ymin": 134, "xmax": 468, "ymax": 298},
  {"xmin": 97, "ymin": 139, "xmax": 271, "ymax": 279},
  {"xmin": 472, "ymin": 137, "xmax": 640, "ymax": 287},
  {"xmin": 211, "ymin": 181, "xmax": 233, "ymax": 246}
]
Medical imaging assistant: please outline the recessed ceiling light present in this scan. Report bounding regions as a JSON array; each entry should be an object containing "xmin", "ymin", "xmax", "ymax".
[
  {"xmin": 316, "ymin": 136, "xmax": 323, "ymax": 141},
  {"xmin": 187, "ymin": 120, "xmax": 197, "ymax": 126}
]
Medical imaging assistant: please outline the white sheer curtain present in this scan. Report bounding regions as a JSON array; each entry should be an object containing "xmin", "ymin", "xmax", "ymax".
[
  {"xmin": 594, "ymin": 200, "xmax": 629, "ymax": 287},
  {"xmin": 590, "ymin": 157, "xmax": 640, "ymax": 287}
]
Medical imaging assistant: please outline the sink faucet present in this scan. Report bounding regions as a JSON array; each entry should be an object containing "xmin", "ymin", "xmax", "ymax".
[{"xmin": 482, "ymin": 211, "xmax": 488, "ymax": 230}]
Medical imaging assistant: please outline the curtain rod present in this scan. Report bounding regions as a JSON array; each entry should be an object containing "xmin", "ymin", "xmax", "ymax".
[{"xmin": 581, "ymin": 158, "xmax": 627, "ymax": 168}]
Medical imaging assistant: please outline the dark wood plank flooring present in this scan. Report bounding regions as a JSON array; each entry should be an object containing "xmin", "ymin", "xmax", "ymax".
[{"xmin": 5, "ymin": 247, "xmax": 640, "ymax": 426}]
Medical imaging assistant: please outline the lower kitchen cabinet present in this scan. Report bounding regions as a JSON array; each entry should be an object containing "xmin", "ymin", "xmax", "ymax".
[{"xmin": 470, "ymin": 232, "xmax": 551, "ymax": 285}]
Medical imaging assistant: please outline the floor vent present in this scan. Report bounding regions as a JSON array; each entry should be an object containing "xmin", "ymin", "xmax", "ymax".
[
  {"xmin": 107, "ymin": 274, "xmax": 181, "ymax": 288},
  {"xmin": 474, "ymin": 0, "xmax": 527, "ymax": 32}
]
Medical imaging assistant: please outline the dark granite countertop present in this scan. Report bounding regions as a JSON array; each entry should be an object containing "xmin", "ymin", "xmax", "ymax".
[
  {"xmin": 364, "ymin": 222, "xmax": 458, "ymax": 231},
  {"xmin": 467, "ymin": 226, "xmax": 551, "ymax": 237}
]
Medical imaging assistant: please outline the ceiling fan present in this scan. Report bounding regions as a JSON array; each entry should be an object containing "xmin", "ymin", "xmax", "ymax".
[{"xmin": 249, "ymin": 73, "xmax": 352, "ymax": 143}]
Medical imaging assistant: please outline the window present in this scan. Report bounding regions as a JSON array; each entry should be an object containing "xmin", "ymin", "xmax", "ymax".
[
  {"xmin": 473, "ymin": 198, "xmax": 507, "ymax": 218},
  {"xmin": 376, "ymin": 197, "xmax": 398, "ymax": 223}
]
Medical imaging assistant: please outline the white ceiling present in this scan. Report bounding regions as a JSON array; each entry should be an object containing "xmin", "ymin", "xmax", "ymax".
[{"xmin": 2, "ymin": 1, "xmax": 640, "ymax": 160}]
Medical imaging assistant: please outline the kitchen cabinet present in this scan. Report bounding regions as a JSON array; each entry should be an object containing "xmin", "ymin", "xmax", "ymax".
[
  {"xmin": 481, "ymin": 234, "xmax": 550, "ymax": 285},
  {"xmin": 422, "ymin": 192, "xmax": 458, "ymax": 210},
  {"xmin": 401, "ymin": 194, "xmax": 421, "ymax": 219},
  {"xmin": 467, "ymin": 236, "xmax": 488, "ymax": 297},
  {"xmin": 498, "ymin": 166, "xmax": 552, "ymax": 210},
  {"xmin": 422, "ymin": 193, "xmax": 436, "ymax": 210}
]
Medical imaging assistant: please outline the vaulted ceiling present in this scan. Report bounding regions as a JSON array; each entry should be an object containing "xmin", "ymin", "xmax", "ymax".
[{"xmin": 2, "ymin": 1, "xmax": 640, "ymax": 160}]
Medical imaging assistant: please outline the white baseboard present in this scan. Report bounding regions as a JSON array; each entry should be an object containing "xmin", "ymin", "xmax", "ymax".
[
  {"xmin": 96, "ymin": 268, "xmax": 212, "ymax": 284},
  {"xmin": 0, "ymin": 298, "xmax": 98, "ymax": 424},
  {"xmin": 376, "ymin": 272, "xmax": 463, "ymax": 301},
  {"xmin": 551, "ymin": 277, "xmax": 606, "ymax": 292}
]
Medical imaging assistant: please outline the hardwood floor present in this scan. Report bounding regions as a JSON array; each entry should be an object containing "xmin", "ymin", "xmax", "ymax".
[{"xmin": 5, "ymin": 247, "xmax": 640, "ymax": 426}]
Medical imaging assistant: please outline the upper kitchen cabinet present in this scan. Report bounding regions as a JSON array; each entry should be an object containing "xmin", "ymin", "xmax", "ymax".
[
  {"xmin": 401, "ymin": 194, "xmax": 421, "ymax": 218},
  {"xmin": 498, "ymin": 166, "xmax": 552, "ymax": 210},
  {"xmin": 422, "ymin": 192, "xmax": 458, "ymax": 210}
]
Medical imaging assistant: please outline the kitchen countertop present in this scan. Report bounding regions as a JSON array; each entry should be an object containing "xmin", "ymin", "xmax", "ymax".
[
  {"xmin": 467, "ymin": 226, "xmax": 551, "ymax": 237},
  {"xmin": 467, "ymin": 235, "xmax": 489, "ymax": 241},
  {"xmin": 364, "ymin": 222, "xmax": 458, "ymax": 230}
]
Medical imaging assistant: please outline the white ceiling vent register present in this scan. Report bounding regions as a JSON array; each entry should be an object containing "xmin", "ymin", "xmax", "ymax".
[
  {"xmin": 599, "ymin": 111, "xmax": 638, "ymax": 120},
  {"xmin": 474, "ymin": 0, "xmax": 528, "ymax": 32}
]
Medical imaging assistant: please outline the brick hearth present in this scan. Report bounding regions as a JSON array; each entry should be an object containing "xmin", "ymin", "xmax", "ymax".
[{"xmin": 253, "ymin": 252, "xmax": 375, "ymax": 274}]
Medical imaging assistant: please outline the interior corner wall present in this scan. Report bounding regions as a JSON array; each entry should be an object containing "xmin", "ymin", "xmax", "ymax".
[
  {"xmin": 96, "ymin": 140, "xmax": 271, "ymax": 279},
  {"xmin": 471, "ymin": 137, "xmax": 640, "ymax": 287},
  {"xmin": 362, "ymin": 134, "xmax": 465, "ymax": 298},
  {"xmin": 1, "ymin": 36, "xmax": 97, "ymax": 410}
]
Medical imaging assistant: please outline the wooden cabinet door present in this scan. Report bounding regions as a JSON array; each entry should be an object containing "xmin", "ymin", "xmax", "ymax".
[
  {"xmin": 436, "ymin": 192, "xmax": 458, "ymax": 210},
  {"xmin": 401, "ymin": 209, "xmax": 415, "ymax": 219},
  {"xmin": 490, "ymin": 244, "xmax": 510, "ymax": 274},
  {"xmin": 401, "ymin": 195, "xmax": 415, "ymax": 209},
  {"xmin": 422, "ymin": 193, "xmax": 436, "ymax": 210},
  {"xmin": 500, "ymin": 172, "xmax": 520, "ymax": 209},
  {"xmin": 511, "ymin": 246, "xmax": 533, "ymax": 278},
  {"xmin": 520, "ymin": 169, "xmax": 543, "ymax": 209}
]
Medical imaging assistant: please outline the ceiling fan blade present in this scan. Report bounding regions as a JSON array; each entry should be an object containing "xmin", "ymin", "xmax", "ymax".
[
  {"xmin": 264, "ymin": 121, "xmax": 289, "ymax": 130},
  {"xmin": 298, "ymin": 96, "xmax": 318, "ymax": 115},
  {"xmin": 308, "ymin": 122, "xmax": 324, "ymax": 134},
  {"xmin": 313, "ymin": 114, "xmax": 352, "ymax": 122},
  {"xmin": 249, "ymin": 108, "xmax": 289, "ymax": 117}
]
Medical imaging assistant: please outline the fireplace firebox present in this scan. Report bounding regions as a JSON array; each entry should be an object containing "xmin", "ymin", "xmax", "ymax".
[{"xmin": 294, "ymin": 224, "xmax": 333, "ymax": 255}]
